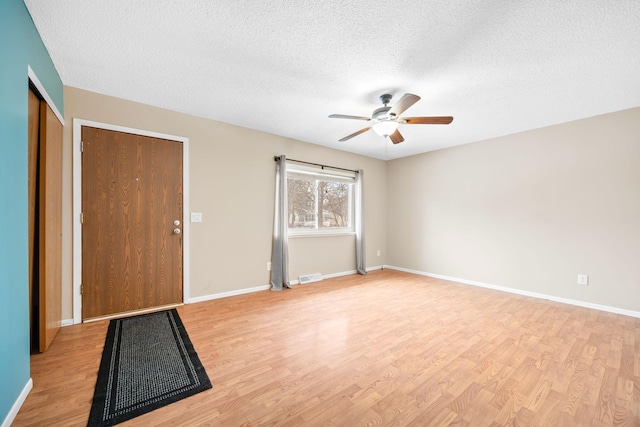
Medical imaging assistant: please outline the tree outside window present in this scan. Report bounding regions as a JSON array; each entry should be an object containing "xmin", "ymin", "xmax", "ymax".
[{"xmin": 287, "ymin": 170, "xmax": 354, "ymax": 234}]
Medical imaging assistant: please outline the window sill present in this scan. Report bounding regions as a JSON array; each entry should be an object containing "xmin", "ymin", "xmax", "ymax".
[{"xmin": 288, "ymin": 231, "xmax": 356, "ymax": 239}]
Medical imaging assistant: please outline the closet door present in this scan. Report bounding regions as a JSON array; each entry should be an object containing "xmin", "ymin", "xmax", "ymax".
[
  {"xmin": 28, "ymin": 89, "xmax": 39, "ymax": 348},
  {"xmin": 37, "ymin": 100, "xmax": 63, "ymax": 352}
]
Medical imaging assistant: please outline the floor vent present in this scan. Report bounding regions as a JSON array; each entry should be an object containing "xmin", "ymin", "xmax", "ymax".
[{"xmin": 298, "ymin": 273, "xmax": 322, "ymax": 284}]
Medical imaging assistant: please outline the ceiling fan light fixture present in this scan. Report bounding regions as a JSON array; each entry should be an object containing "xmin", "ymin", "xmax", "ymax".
[{"xmin": 372, "ymin": 120, "xmax": 399, "ymax": 137}]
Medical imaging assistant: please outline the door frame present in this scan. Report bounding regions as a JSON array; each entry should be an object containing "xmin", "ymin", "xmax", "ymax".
[
  {"xmin": 28, "ymin": 66, "xmax": 64, "ymax": 124},
  {"xmin": 72, "ymin": 119, "xmax": 190, "ymax": 324}
]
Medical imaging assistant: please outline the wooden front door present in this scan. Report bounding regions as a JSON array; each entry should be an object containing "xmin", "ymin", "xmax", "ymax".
[{"xmin": 81, "ymin": 126, "xmax": 183, "ymax": 320}]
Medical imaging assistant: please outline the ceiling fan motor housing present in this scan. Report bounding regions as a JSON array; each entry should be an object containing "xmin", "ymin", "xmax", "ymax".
[{"xmin": 372, "ymin": 106, "xmax": 392, "ymax": 120}]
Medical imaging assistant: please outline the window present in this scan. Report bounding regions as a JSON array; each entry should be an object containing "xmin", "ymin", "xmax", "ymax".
[{"xmin": 287, "ymin": 165, "xmax": 355, "ymax": 235}]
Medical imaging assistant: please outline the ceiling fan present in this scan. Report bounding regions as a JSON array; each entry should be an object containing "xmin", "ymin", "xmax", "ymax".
[{"xmin": 329, "ymin": 93, "xmax": 453, "ymax": 144}]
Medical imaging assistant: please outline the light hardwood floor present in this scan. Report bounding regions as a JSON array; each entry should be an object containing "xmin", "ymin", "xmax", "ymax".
[{"xmin": 13, "ymin": 270, "xmax": 640, "ymax": 426}]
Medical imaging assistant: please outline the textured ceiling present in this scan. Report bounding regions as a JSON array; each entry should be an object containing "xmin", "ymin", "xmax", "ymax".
[{"xmin": 25, "ymin": 0, "xmax": 640, "ymax": 160}]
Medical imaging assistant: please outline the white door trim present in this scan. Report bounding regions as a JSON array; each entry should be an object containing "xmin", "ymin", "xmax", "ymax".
[
  {"xmin": 27, "ymin": 66, "xmax": 64, "ymax": 125},
  {"xmin": 72, "ymin": 119, "xmax": 190, "ymax": 324}
]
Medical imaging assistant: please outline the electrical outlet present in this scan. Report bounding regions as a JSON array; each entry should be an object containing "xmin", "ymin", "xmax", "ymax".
[
  {"xmin": 577, "ymin": 274, "xmax": 588, "ymax": 285},
  {"xmin": 377, "ymin": 249, "xmax": 381, "ymax": 256},
  {"xmin": 267, "ymin": 262, "xmax": 271, "ymax": 271}
]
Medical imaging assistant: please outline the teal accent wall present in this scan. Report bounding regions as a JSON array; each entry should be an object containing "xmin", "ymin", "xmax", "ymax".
[{"xmin": 0, "ymin": 0, "xmax": 63, "ymax": 421}]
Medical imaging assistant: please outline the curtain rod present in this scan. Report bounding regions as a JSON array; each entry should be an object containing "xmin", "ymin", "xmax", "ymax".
[{"xmin": 274, "ymin": 156, "xmax": 359, "ymax": 174}]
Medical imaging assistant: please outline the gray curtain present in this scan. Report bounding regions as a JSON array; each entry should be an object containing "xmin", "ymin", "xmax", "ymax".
[
  {"xmin": 270, "ymin": 155, "xmax": 291, "ymax": 290},
  {"xmin": 355, "ymin": 169, "xmax": 366, "ymax": 275}
]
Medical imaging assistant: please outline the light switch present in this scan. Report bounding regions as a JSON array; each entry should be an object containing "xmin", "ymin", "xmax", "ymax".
[{"xmin": 191, "ymin": 212, "xmax": 203, "ymax": 223}]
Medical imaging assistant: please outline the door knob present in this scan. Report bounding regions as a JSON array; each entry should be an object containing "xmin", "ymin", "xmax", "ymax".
[
  {"xmin": 173, "ymin": 220, "xmax": 181, "ymax": 226},
  {"xmin": 173, "ymin": 228, "xmax": 181, "ymax": 234}
]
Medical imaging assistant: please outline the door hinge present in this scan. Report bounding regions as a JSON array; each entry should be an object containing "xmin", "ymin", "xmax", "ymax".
[
  {"xmin": 80, "ymin": 212, "xmax": 84, "ymax": 224},
  {"xmin": 80, "ymin": 284, "xmax": 83, "ymax": 295},
  {"xmin": 80, "ymin": 140, "xmax": 84, "ymax": 152}
]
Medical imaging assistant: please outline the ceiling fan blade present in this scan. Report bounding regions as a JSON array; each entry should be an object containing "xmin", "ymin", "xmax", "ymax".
[
  {"xmin": 403, "ymin": 116, "xmax": 454, "ymax": 125},
  {"xmin": 329, "ymin": 114, "xmax": 371, "ymax": 121},
  {"xmin": 390, "ymin": 93, "xmax": 420, "ymax": 117},
  {"xmin": 388, "ymin": 129, "xmax": 404, "ymax": 144},
  {"xmin": 339, "ymin": 127, "xmax": 370, "ymax": 142}
]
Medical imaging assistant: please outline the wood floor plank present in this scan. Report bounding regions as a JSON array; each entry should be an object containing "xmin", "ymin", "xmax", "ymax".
[{"xmin": 12, "ymin": 269, "xmax": 640, "ymax": 426}]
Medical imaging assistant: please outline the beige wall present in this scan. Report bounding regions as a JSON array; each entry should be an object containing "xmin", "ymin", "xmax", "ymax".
[
  {"xmin": 61, "ymin": 86, "xmax": 639, "ymax": 319},
  {"xmin": 61, "ymin": 86, "xmax": 387, "ymax": 320},
  {"xmin": 387, "ymin": 107, "xmax": 640, "ymax": 312}
]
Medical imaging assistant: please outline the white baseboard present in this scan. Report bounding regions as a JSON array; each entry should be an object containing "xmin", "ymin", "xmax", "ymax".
[
  {"xmin": 384, "ymin": 265, "xmax": 640, "ymax": 319},
  {"xmin": 291, "ymin": 268, "xmax": 375, "ymax": 285},
  {"xmin": 185, "ymin": 268, "xmax": 380, "ymax": 301},
  {"xmin": 323, "ymin": 269, "xmax": 357, "ymax": 279},
  {"xmin": 61, "ymin": 319, "xmax": 74, "ymax": 327},
  {"xmin": 188, "ymin": 284, "xmax": 271, "ymax": 304},
  {"xmin": 2, "ymin": 378, "xmax": 32, "ymax": 427},
  {"xmin": 317, "ymin": 266, "xmax": 383, "ymax": 279}
]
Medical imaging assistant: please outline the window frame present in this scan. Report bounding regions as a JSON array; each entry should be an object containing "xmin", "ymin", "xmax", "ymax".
[{"xmin": 286, "ymin": 164, "xmax": 356, "ymax": 237}]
